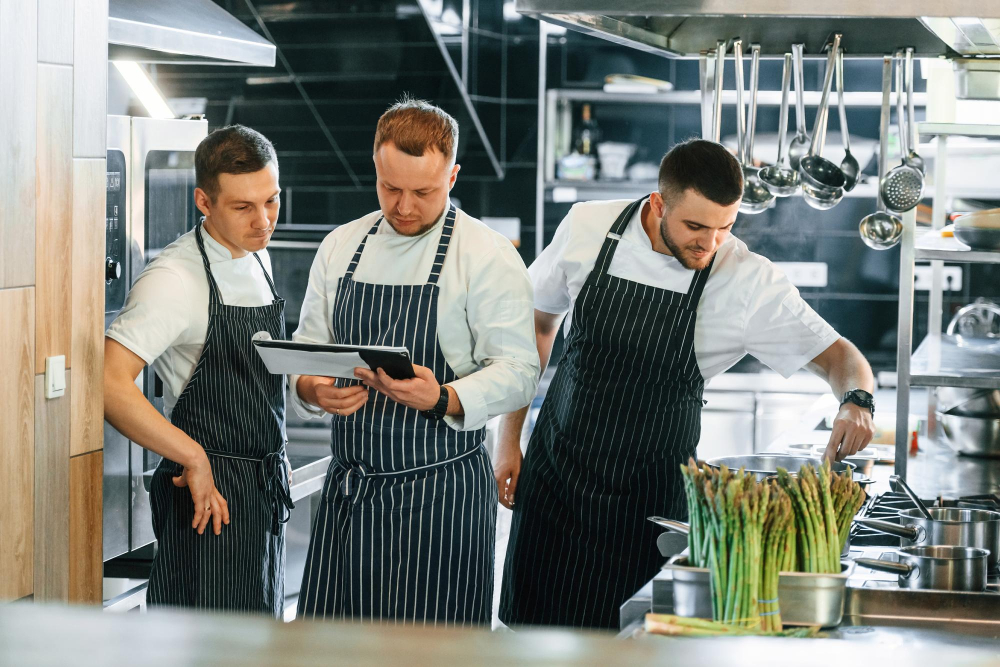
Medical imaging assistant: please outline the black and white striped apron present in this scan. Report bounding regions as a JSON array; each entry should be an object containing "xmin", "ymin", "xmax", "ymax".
[
  {"xmin": 297, "ymin": 205, "xmax": 497, "ymax": 625},
  {"xmin": 147, "ymin": 223, "xmax": 293, "ymax": 617},
  {"xmin": 499, "ymin": 197, "xmax": 714, "ymax": 630}
]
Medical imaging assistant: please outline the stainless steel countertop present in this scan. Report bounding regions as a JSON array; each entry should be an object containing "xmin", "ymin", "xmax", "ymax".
[
  {"xmin": 767, "ymin": 389, "xmax": 1000, "ymax": 498},
  {"xmin": 4, "ymin": 603, "xmax": 998, "ymax": 667}
]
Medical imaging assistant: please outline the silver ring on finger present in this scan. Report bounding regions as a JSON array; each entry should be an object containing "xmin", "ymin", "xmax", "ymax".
[
  {"xmin": 336, "ymin": 407, "xmax": 341, "ymax": 415},
  {"xmin": 206, "ymin": 506, "xmax": 211, "ymax": 512}
]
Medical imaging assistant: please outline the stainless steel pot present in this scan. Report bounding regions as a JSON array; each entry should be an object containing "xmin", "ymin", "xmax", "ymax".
[
  {"xmin": 661, "ymin": 555, "xmax": 853, "ymax": 627},
  {"xmin": 855, "ymin": 507, "xmax": 1000, "ymax": 570},
  {"xmin": 705, "ymin": 454, "xmax": 857, "ymax": 482},
  {"xmin": 855, "ymin": 545, "xmax": 989, "ymax": 592}
]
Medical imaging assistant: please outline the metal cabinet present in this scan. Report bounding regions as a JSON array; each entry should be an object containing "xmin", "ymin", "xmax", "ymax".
[{"xmin": 698, "ymin": 391, "xmax": 755, "ymax": 460}]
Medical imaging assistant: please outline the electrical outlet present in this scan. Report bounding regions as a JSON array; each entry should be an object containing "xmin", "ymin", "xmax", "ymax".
[
  {"xmin": 774, "ymin": 262, "xmax": 828, "ymax": 288},
  {"xmin": 914, "ymin": 264, "xmax": 963, "ymax": 291}
]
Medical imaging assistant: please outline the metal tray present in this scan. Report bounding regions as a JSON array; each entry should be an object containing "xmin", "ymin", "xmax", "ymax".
[{"xmin": 662, "ymin": 556, "xmax": 853, "ymax": 628}]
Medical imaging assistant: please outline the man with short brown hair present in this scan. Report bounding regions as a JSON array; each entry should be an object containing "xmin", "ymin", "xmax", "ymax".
[
  {"xmin": 292, "ymin": 98, "xmax": 539, "ymax": 624},
  {"xmin": 104, "ymin": 125, "xmax": 292, "ymax": 615}
]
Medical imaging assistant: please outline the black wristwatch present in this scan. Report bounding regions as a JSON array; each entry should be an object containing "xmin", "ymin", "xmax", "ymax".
[
  {"xmin": 420, "ymin": 386, "xmax": 450, "ymax": 421},
  {"xmin": 840, "ymin": 389, "xmax": 875, "ymax": 416}
]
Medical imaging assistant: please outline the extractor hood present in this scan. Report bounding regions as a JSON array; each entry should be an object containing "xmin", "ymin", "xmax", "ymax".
[
  {"xmin": 108, "ymin": 0, "xmax": 276, "ymax": 67},
  {"xmin": 515, "ymin": 0, "xmax": 1000, "ymax": 58}
]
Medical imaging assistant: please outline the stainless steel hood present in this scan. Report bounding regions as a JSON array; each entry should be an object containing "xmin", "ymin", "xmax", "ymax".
[
  {"xmin": 515, "ymin": 0, "xmax": 1000, "ymax": 58},
  {"xmin": 108, "ymin": 0, "xmax": 276, "ymax": 66}
]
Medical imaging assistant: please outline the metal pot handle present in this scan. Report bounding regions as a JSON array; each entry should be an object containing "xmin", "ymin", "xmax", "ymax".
[
  {"xmin": 647, "ymin": 516, "xmax": 690, "ymax": 535},
  {"xmin": 855, "ymin": 558, "xmax": 915, "ymax": 578},
  {"xmin": 890, "ymin": 475, "xmax": 934, "ymax": 520},
  {"xmin": 854, "ymin": 518, "xmax": 920, "ymax": 541}
]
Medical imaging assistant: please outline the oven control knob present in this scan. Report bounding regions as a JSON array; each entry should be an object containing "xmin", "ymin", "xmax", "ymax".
[{"xmin": 106, "ymin": 258, "xmax": 122, "ymax": 282}]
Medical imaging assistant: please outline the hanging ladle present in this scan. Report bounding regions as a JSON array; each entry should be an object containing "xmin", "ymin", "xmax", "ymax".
[
  {"xmin": 798, "ymin": 33, "xmax": 846, "ymax": 211},
  {"xmin": 860, "ymin": 55, "xmax": 903, "ymax": 250},
  {"xmin": 759, "ymin": 53, "xmax": 800, "ymax": 197},
  {"xmin": 787, "ymin": 43, "xmax": 810, "ymax": 171},
  {"xmin": 835, "ymin": 47, "xmax": 860, "ymax": 191},
  {"xmin": 736, "ymin": 41, "xmax": 773, "ymax": 215}
]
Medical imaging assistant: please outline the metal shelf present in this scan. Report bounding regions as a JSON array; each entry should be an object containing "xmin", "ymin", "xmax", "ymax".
[
  {"xmin": 918, "ymin": 123, "xmax": 1000, "ymax": 140},
  {"xmin": 545, "ymin": 180, "xmax": 656, "ymax": 202},
  {"xmin": 552, "ymin": 88, "xmax": 929, "ymax": 108},
  {"xmin": 914, "ymin": 234, "xmax": 1000, "ymax": 264},
  {"xmin": 545, "ymin": 180, "xmax": 892, "ymax": 204},
  {"xmin": 909, "ymin": 335, "xmax": 1000, "ymax": 390}
]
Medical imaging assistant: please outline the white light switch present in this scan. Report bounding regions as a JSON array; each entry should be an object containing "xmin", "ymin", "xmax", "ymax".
[{"xmin": 45, "ymin": 355, "xmax": 66, "ymax": 399}]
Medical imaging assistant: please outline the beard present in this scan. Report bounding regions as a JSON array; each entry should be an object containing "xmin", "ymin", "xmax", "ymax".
[
  {"xmin": 659, "ymin": 215, "xmax": 715, "ymax": 270},
  {"xmin": 387, "ymin": 215, "xmax": 439, "ymax": 237}
]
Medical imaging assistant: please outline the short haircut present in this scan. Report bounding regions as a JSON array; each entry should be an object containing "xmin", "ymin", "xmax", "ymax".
[
  {"xmin": 373, "ymin": 96, "xmax": 459, "ymax": 163},
  {"xmin": 195, "ymin": 124, "xmax": 278, "ymax": 201},
  {"xmin": 658, "ymin": 139, "xmax": 743, "ymax": 208}
]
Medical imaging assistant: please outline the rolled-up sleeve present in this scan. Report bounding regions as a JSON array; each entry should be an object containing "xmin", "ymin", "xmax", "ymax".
[
  {"xmin": 444, "ymin": 243, "xmax": 540, "ymax": 432},
  {"xmin": 289, "ymin": 236, "xmax": 336, "ymax": 419}
]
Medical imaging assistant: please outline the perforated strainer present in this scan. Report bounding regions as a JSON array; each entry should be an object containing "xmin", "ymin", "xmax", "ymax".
[{"xmin": 880, "ymin": 53, "xmax": 924, "ymax": 213}]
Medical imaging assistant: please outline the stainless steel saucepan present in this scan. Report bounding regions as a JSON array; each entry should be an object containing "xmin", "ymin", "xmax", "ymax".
[
  {"xmin": 855, "ymin": 507, "xmax": 1000, "ymax": 571},
  {"xmin": 855, "ymin": 545, "xmax": 989, "ymax": 592},
  {"xmin": 854, "ymin": 475, "xmax": 1000, "ymax": 570}
]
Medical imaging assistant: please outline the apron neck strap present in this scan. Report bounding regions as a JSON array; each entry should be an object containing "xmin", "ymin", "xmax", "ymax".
[
  {"xmin": 427, "ymin": 204, "xmax": 457, "ymax": 287},
  {"xmin": 343, "ymin": 217, "xmax": 383, "ymax": 281},
  {"xmin": 343, "ymin": 204, "xmax": 458, "ymax": 286},
  {"xmin": 686, "ymin": 252, "xmax": 716, "ymax": 303},
  {"xmin": 195, "ymin": 222, "xmax": 223, "ymax": 305},
  {"xmin": 589, "ymin": 197, "xmax": 645, "ymax": 285},
  {"xmin": 252, "ymin": 252, "xmax": 280, "ymax": 300}
]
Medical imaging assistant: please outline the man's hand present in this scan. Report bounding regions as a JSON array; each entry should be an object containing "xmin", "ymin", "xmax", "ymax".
[
  {"xmin": 494, "ymin": 434, "xmax": 523, "ymax": 510},
  {"xmin": 297, "ymin": 375, "xmax": 369, "ymax": 416},
  {"xmin": 172, "ymin": 455, "xmax": 230, "ymax": 535},
  {"xmin": 354, "ymin": 365, "xmax": 444, "ymax": 412},
  {"xmin": 823, "ymin": 403, "xmax": 875, "ymax": 463}
]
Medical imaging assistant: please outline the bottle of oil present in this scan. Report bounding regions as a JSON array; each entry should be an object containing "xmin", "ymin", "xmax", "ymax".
[{"xmin": 574, "ymin": 103, "xmax": 602, "ymax": 158}]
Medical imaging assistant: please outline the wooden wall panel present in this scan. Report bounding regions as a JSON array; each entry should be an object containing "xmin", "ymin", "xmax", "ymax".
[
  {"xmin": 37, "ymin": 0, "xmax": 73, "ymax": 65},
  {"xmin": 35, "ymin": 63, "xmax": 74, "ymax": 373},
  {"xmin": 0, "ymin": 288, "xmax": 35, "ymax": 600},
  {"xmin": 33, "ymin": 374, "xmax": 70, "ymax": 601},
  {"xmin": 68, "ymin": 451, "xmax": 102, "ymax": 604},
  {"xmin": 70, "ymin": 159, "xmax": 105, "ymax": 456},
  {"xmin": 72, "ymin": 0, "xmax": 107, "ymax": 158},
  {"xmin": 0, "ymin": 0, "xmax": 38, "ymax": 288}
]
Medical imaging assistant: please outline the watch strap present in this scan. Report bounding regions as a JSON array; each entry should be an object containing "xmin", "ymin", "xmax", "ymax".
[{"xmin": 421, "ymin": 385, "xmax": 450, "ymax": 420}]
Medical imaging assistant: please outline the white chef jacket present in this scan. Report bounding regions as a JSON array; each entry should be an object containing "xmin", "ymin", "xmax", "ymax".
[
  {"xmin": 290, "ymin": 204, "xmax": 540, "ymax": 432},
  {"xmin": 106, "ymin": 228, "xmax": 277, "ymax": 420},
  {"xmin": 530, "ymin": 198, "xmax": 841, "ymax": 380}
]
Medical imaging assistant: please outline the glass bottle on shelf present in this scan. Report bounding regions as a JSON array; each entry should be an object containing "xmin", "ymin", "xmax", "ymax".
[{"xmin": 575, "ymin": 104, "xmax": 602, "ymax": 155}]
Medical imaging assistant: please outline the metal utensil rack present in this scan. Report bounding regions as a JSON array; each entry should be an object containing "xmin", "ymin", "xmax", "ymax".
[{"xmin": 894, "ymin": 122, "xmax": 1000, "ymax": 477}]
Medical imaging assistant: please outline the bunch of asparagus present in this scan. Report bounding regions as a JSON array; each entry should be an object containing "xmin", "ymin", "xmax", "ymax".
[
  {"xmin": 775, "ymin": 463, "xmax": 865, "ymax": 574},
  {"xmin": 679, "ymin": 461, "xmax": 793, "ymax": 628},
  {"xmin": 678, "ymin": 458, "xmax": 864, "ymax": 630}
]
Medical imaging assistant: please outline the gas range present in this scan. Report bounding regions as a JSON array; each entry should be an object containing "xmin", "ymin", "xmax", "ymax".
[{"xmin": 848, "ymin": 490, "xmax": 1000, "ymax": 590}]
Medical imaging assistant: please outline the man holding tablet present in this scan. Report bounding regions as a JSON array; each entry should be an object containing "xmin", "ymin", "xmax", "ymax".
[{"xmin": 291, "ymin": 98, "xmax": 539, "ymax": 624}]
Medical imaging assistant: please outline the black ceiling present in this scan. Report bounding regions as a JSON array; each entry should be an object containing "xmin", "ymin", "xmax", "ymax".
[{"xmin": 152, "ymin": 0, "xmax": 505, "ymax": 191}]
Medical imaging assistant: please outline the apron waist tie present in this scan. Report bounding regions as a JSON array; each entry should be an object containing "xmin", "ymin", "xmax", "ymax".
[
  {"xmin": 327, "ymin": 445, "xmax": 483, "ymax": 505},
  {"xmin": 203, "ymin": 449, "xmax": 296, "ymax": 533}
]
